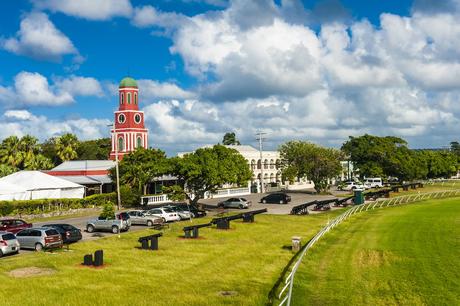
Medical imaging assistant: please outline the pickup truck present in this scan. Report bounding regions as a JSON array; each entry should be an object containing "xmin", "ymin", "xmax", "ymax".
[{"xmin": 86, "ymin": 212, "xmax": 131, "ymax": 234}]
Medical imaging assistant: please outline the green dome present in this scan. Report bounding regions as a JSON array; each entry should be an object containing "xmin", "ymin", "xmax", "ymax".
[{"xmin": 119, "ymin": 77, "xmax": 138, "ymax": 88}]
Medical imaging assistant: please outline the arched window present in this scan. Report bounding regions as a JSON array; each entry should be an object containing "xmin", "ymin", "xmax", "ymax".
[
  {"xmin": 134, "ymin": 93, "xmax": 138, "ymax": 105},
  {"xmin": 264, "ymin": 159, "xmax": 269, "ymax": 169},
  {"xmin": 270, "ymin": 159, "xmax": 274, "ymax": 169},
  {"xmin": 257, "ymin": 160, "xmax": 261, "ymax": 169},
  {"xmin": 137, "ymin": 136, "xmax": 142, "ymax": 148},
  {"xmin": 251, "ymin": 159, "xmax": 256, "ymax": 170},
  {"xmin": 127, "ymin": 93, "xmax": 131, "ymax": 104},
  {"xmin": 118, "ymin": 137, "xmax": 124, "ymax": 152},
  {"xmin": 121, "ymin": 93, "xmax": 124, "ymax": 104}
]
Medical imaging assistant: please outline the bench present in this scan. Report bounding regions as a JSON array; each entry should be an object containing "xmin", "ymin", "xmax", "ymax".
[
  {"xmin": 138, "ymin": 233, "xmax": 162, "ymax": 250},
  {"xmin": 290, "ymin": 200, "xmax": 317, "ymax": 215},
  {"xmin": 241, "ymin": 208, "xmax": 267, "ymax": 223},
  {"xmin": 183, "ymin": 223, "xmax": 212, "ymax": 238}
]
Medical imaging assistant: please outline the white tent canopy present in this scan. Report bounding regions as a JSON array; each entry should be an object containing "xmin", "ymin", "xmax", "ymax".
[{"xmin": 0, "ymin": 171, "xmax": 85, "ymax": 201}]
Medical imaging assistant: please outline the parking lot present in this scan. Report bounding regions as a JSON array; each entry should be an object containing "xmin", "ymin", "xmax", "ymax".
[{"xmin": 199, "ymin": 191, "xmax": 341, "ymax": 214}]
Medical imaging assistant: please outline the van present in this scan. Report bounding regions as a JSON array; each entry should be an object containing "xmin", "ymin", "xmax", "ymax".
[{"xmin": 364, "ymin": 178, "xmax": 383, "ymax": 188}]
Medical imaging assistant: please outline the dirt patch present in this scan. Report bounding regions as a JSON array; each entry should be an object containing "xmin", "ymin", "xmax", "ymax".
[
  {"xmin": 354, "ymin": 249, "xmax": 399, "ymax": 268},
  {"xmin": 219, "ymin": 291, "xmax": 238, "ymax": 297},
  {"xmin": 8, "ymin": 267, "xmax": 56, "ymax": 278}
]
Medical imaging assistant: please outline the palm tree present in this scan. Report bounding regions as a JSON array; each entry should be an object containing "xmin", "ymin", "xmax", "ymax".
[
  {"xmin": 19, "ymin": 135, "xmax": 40, "ymax": 167},
  {"xmin": 0, "ymin": 164, "xmax": 16, "ymax": 178},
  {"xmin": 0, "ymin": 136, "xmax": 23, "ymax": 168},
  {"xmin": 23, "ymin": 154, "xmax": 54, "ymax": 170},
  {"xmin": 55, "ymin": 133, "xmax": 79, "ymax": 162}
]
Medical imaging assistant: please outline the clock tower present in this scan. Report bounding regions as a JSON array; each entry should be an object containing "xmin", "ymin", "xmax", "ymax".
[{"xmin": 109, "ymin": 77, "xmax": 148, "ymax": 160}]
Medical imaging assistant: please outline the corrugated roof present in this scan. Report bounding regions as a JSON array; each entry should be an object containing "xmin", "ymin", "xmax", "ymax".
[
  {"xmin": 56, "ymin": 175, "xmax": 112, "ymax": 185},
  {"xmin": 51, "ymin": 160, "xmax": 116, "ymax": 171}
]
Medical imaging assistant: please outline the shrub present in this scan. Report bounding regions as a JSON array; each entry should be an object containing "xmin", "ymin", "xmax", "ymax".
[
  {"xmin": 119, "ymin": 185, "xmax": 140, "ymax": 208},
  {"xmin": 99, "ymin": 201, "xmax": 115, "ymax": 219}
]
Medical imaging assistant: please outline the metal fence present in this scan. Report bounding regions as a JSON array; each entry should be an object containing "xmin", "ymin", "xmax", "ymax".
[{"xmin": 277, "ymin": 188, "xmax": 460, "ymax": 306}]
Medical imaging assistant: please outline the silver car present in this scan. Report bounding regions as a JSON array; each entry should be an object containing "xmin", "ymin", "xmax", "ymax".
[
  {"xmin": 16, "ymin": 227, "xmax": 63, "ymax": 251},
  {"xmin": 217, "ymin": 197, "xmax": 252, "ymax": 209},
  {"xmin": 0, "ymin": 231, "xmax": 20, "ymax": 257},
  {"xmin": 127, "ymin": 210, "xmax": 164, "ymax": 226}
]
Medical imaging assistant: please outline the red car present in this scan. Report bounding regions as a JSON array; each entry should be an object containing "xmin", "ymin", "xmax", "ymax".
[{"xmin": 0, "ymin": 219, "xmax": 32, "ymax": 234}]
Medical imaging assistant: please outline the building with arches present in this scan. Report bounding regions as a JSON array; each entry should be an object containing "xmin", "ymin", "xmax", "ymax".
[{"xmin": 109, "ymin": 77, "xmax": 148, "ymax": 160}]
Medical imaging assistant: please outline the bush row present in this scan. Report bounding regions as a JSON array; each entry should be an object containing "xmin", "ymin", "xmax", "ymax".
[{"xmin": 0, "ymin": 192, "xmax": 116, "ymax": 216}]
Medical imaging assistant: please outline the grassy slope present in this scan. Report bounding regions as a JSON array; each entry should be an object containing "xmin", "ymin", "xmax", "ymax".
[
  {"xmin": 291, "ymin": 197, "xmax": 460, "ymax": 306},
  {"xmin": 0, "ymin": 212, "xmax": 341, "ymax": 306}
]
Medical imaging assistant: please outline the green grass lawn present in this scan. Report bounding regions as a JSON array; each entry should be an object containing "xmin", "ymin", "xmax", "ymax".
[
  {"xmin": 290, "ymin": 197, "xmax": 460, "ymax": 305},
  {"xmin": 0, "ymin": 212, "xmax": 342, "ymax": 306}
]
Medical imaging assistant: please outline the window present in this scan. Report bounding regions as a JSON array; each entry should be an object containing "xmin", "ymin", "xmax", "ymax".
[
  {"xmin": 134, "ymin": 93, "xmax": 138, "ymax": 105},
  {"xmin": 127, "ymin": 93, "xmax": 131, "ymax": 104},
  {"xmin": 118, "ymin": 137, "xmax": 124, "ymax": 151},
  {"xmin": 14, "ymin": 220, "xmax": 24, "ymax": 225},
  {"xmin": 31, "ymin": 230, "xmax": 42, "ymax": 237},
  {"xmin": 118, "ymin": 113, "xmax": 126, "ymax": 124},
  {"xmin": 134, "ymin": 113, "xmax": 141, "ymax": 124},
  {"xmin": 137, "ymin": 136, "xmax": 142, "ymax": 148},
  {"xmin": 2, "ymin": 233, "xmax": 16, "ymax": 240},
  {"xmin": 16, "ymin": 230, "xmax": 28, "ymax": 236},
  {"xmin": 121, "ymin": 93, "xmax": 124, "ymax": 104}
]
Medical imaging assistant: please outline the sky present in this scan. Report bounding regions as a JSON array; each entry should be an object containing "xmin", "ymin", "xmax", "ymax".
[{"xmin": 0, "ymin": 0, "xmax": 459, "ymax": 155}]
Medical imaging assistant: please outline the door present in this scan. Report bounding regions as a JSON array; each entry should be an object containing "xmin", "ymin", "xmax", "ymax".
[{"xmin": 16, "ymin": 229, "xmax": 30, "ymax": 248}]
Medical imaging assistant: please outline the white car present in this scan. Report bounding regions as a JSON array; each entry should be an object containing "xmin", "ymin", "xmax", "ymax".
[
  {"xmin": 144, "ymin": 207, "xmax": 181, "ymax": 222},
  {"xmin": 364, "ymin": 178, "xmax": 383, "ymax": 188},
  {"xmin": 341, "ymin": 181, "xmax": 365, "ymax": 191}
]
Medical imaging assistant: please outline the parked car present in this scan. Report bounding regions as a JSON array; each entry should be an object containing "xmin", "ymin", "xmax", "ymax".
[
  {"xmin": 162, "ymin": 205, "xmax": 192, "ymax": 220},
  {"xmin": 340, "ymin": 181, "xmax": 365, "ymax": 191},
  {"xmin": 217, "ymin": 197, "xmax": 252, "ymax": 209},
  {"xmin": 86, "ymin": 212, "xmax": 131, "ymax": 234},
  {"xmin": 41, "ymin": 224, "xmax": 82, "ymax": 244},
  {"xmin": 126, "ymin": 210, "xmax": 164, "ymax": 226},
  {"xmin": 364, "ymin": 177, "xmax": 383, "ymax": 188},
  {"xmin": 0, "ymin": 219, "xmax": 32, "ymax": 234},
  {"xmin": 0, "ymin": 231, "xmax": 20, "ymax": 257},
  {"xmin": 144, "ymin": 207, "xmax": 181, "ymax": 222},
  {"xmin": 15, "ymin": 227, "xmax": 63, "ymax": 251},
  {"xmin": 260, "ymin": 193, "xmax": 291, "ymax": 204},
  {"xmin": 174, "ymin": 203, "xmax": 207, "ymax": 218}
]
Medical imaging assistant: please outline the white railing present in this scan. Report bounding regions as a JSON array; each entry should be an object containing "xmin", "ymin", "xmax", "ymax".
[
  {"xmin": 205, "ymin": 187, "xmax": 251, "ymax": 199},
  {"xmin": 277, "ymin": 189, "xmax": 460, "ymax": 306},
  {"xmin": 140, "ymin": 194, "xmax": 170, "ymax": 205}
]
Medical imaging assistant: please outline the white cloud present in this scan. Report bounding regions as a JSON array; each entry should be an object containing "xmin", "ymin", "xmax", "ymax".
[
  {"xmin": 0, "ymin": 72, "xmax": 105, "ymax": 107},
  {"xmin": 33, "ymin": 0, "xmax": 133, "ymax": 20},
  {"xmin": 1, "ymin": 12, "xmax": 77, "ymax": 61},
  {"xmin": 132, "ymin": 5, "xmax": 186, "ymax": 28},
  {"xmin": 54, "ymin": 76, "xmax": 104, "ymax": 97},
  {"xmin": 137, "ymin": 79, "xmax": 195, "ymax": 100},
  {"xmin": 0, "ymin": 110, "xmax": 111, "ymax": 141}
]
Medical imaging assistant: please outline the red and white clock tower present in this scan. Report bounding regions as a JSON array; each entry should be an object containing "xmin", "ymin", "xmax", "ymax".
[{"xmin": 109, "ymin": 77, "xmax": 148, "ymax": 160}]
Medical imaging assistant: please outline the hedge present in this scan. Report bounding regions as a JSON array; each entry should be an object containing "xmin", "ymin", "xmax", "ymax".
[{"xmin": 0, "ymin": 192, "xmax": 116, "ymax": 217}]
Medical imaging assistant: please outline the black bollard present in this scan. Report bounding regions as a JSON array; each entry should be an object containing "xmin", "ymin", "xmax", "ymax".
[
  {"xmin": 150, "ymin": 236, "xmax": 158, "ymax": 250},
  {"xmin": 216, "ymin": 219, "xmax": 229, "ymax": 229},
  {"xmin": 140, "ymin": 238, "xmax": 149, "ymax": 249},
  {"xmin": 83, "ymin": 254, "xmax": 93, "ymax": 266},
  {"xmin": 192, "ymin": 227, "xmax": 199, "ymax": 238},
  {"xmin": 93, "ymin": 250, "xmax": 104, "ymax": 266}
]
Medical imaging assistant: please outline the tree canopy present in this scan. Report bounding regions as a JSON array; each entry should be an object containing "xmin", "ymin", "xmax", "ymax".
[
  {"xmin": 166, "ymin": 145, "xmax": 252, "ymax": 205},
  {"xmin": 279, "ymin": 141, "xmax": 343, "ymax": 193},
  {"xmin": 222, "ymin": 132, "xmax": 241, "ymax": 145},
  {"xmin": 342, "ymin": 134, "xmax": 458, "ymax": 181}
]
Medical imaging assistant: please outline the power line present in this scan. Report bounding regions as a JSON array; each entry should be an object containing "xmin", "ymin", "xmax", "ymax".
[{"xmin": 256, "ymin": 131, "xmax": 267, "ymax": 193}]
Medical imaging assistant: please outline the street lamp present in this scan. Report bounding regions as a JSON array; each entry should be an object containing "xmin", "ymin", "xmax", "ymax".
[{"xmin": 109, "ymin": 123, "xmax": 121, "ymax": 211}]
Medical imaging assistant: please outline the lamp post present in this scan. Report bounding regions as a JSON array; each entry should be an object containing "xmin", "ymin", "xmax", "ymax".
[{"xmin": 110, "ymin": 123, "xmax": 122, "ymax": 211}]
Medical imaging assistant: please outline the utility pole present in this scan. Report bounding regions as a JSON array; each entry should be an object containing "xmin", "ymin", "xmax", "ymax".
[
  {"xmin": 256, "ymin": 131, "xmax": 267, "ymax": 193},
  {"xmin": 110, "ymin": 123, "xmax": 122, "ymax": 211}
]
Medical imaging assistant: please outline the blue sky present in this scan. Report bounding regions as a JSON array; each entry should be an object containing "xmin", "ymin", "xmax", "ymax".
[{"xmin": 1, "ymin": 0, "xmax": 459, "ymax": 155}]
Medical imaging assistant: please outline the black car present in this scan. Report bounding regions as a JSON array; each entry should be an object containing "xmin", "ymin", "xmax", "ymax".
[
  {"xmin": 42, "ymin": 224, "xmax": 82, "ymax": 244},
  {"xmin": 174, "ymin": 203, "xmax": 207, "ymax": 218},
  {"xmin": 260, "ymin": 193, "xmax": 291, "ymax": 204}
]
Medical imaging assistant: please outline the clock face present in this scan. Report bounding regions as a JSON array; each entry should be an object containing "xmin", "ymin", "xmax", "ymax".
[
  {"xmin": 134, "ymin": 113, "xmax": 142, "ymax": 124},
  {"xmin": 118, "ymin": 113, "xmax": 126, "ymax": 124}
]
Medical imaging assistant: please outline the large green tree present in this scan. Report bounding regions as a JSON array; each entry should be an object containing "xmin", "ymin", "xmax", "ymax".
[
  {"xmin": 55, "ymin": 133, "xmax": 79, "ymax": 162},
  {"xmin": 279, "ymin": 141, "xmax": 343, "ymax": 193},
  {"xmin": 77, "ymin": 138, "xmax": 111, "ymax": 160},
  {"xmin": 166, "ymin": 145, "xmax": 252, "ymax": 206},
  {"xmin": 0, "ymin": 135, "xmax": 53, "ymax": 171},
  {"xmin": 113, "ymin": 148, "xmax": 170, "ymax": 195},
  {"xmin": 0, "ymin": 136, "xmax": 23, "ymax": 168},
  {"xmin": 222, "ymin": 132, "xmax": 241, "ymax": 145}
]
